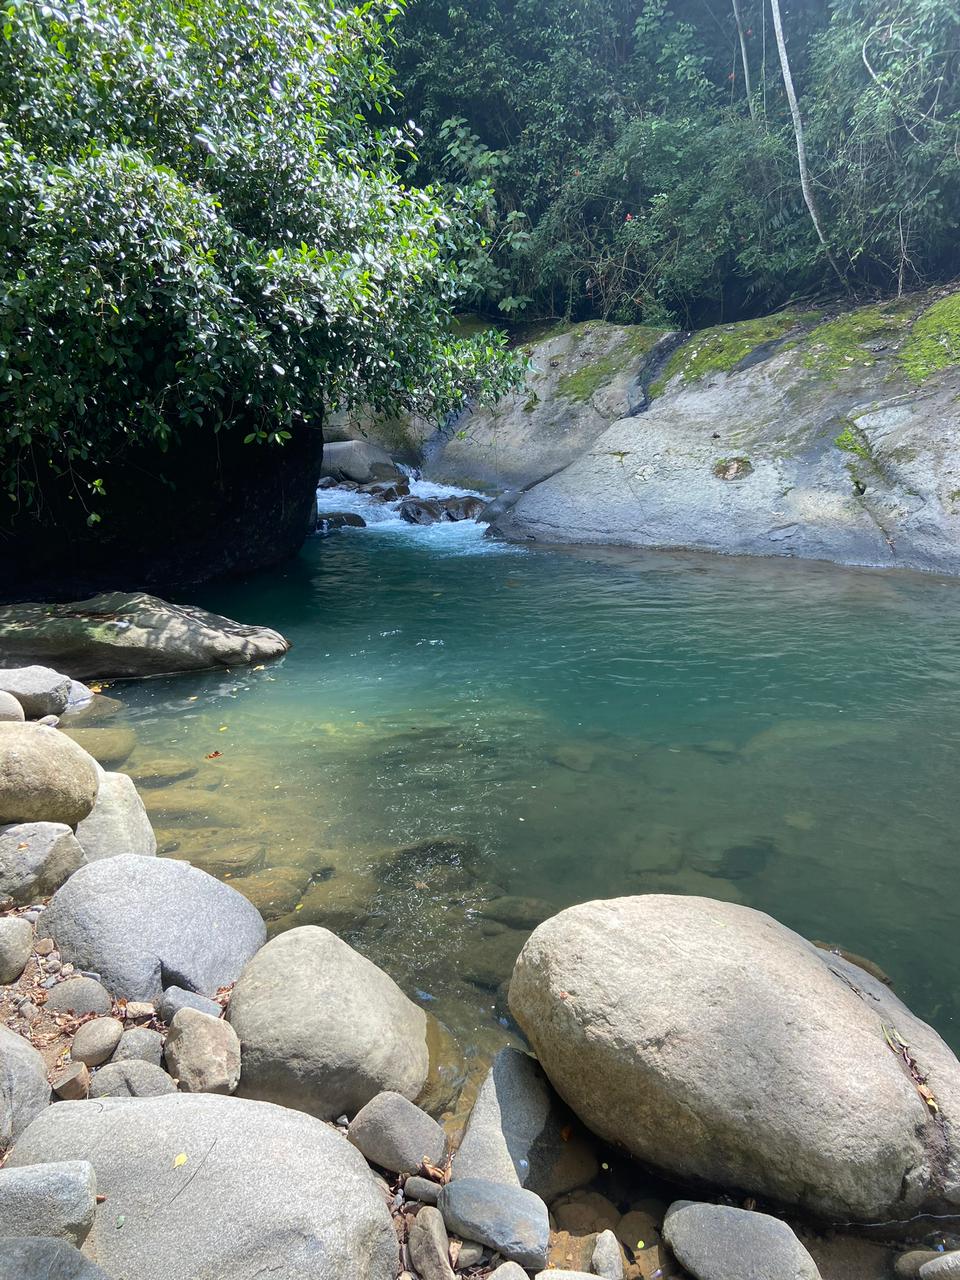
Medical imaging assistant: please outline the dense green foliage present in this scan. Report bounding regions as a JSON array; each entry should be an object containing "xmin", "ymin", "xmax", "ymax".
[
  {"xmin": 392, "ymin": 0, "xmax": 960, "ymax": 324},
  {"xmin": 0, "ymin": 0, "xmax": 520, "ymax": 516}
]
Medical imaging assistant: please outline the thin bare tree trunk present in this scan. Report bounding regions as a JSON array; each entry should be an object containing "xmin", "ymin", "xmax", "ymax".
[
  {"xmin": 768, "ymin": 0, "xmax": 846, "ymax": 284},
  {"xmin": 731, "ymin": 0, "xmax": 755, "ymax": 119}
]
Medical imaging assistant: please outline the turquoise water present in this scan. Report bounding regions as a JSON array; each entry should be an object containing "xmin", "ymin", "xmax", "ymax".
[{"xmin": 108, "ymin": 508, "xmax": 960, "ymax": 1060}]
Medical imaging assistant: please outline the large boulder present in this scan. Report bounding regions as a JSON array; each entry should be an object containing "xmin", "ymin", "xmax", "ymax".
[
  {"xmin": 0, "ymin": 593, "xmax": 289, "ymax": 679},
  {"xmin": 0, "ymin": 1024, "xmax": 49, "ymax": 1149},
  {"xmin": 0, "ymin": 1238, "xmax": 112, "ymax": 1280},
  {"xmin": 508, "ymin": 895, "xmax": 960, "ymax": 1222},
  {"xmin": 662, "ymin": 1201, "xmax": 821, "ymax": 1280},
  {"xmin": 7, "ymin": 1093, "xmax": 399, "ymax": 1280},
  {"xmin": 74, "ymin": 769, "xmax": 157, "ymax": 861},
  {"xmin": 0, "ymin": 665, "xmax": 72, "ymax": 718},
  {"xmin": 320, "ymin": 440, "xmax": 403, "ymax": 484},
  {"xmin": 228, "ymin": 926, "xmax": 435, "ymax": 1120},
  {"xmin": 0, "ymin": 1160, "xmax": 97, "ymax": 1247},
  {"xmin": 38, "ymin": 854, "xmax": 266, "ymax": 1001},
  {"xmin": 0, "ymin": 821, "xmax": 86, "ymax": 905},
  {"xmin": 0, "ymin": 724, "xmax": 99, "ymax": 826}
]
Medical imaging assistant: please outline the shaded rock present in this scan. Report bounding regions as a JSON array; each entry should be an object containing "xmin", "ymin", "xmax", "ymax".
[
  {"xmin": 438, "ymin": 495, "xmax": 486, "ymax": 521},
  {"xmin": 399, "ymin": 497, "xmax": 443, "ymax": 525},
  {"xmin": 0, "ymin": 1159, "xmax": 96, "ymax": 1246},
  {"xmin": 39, "ymin": 854, "xmax": 266, "ymax": 1001},
  {"xmin": 88, "ymin": 1061, "xmax": 177, "ymax": 1099},
  {"xmin": 71, "ymin": 1017, "xmax": 123, "ymax": 1068},
  {"xmin": 0, "ymin": 593, "xmax": 290, "ymax": 680},
  {"xmin": 509, "ymin": 895, "xmax": 960, "ymax": 1222},
  {"xmin": 0, "ymin": 724, "xmax": 99, "ymax": 826},
  {"xmin": 456, "ymin": 1242, "xmax": 485, "ymax": 1268},
  {"xmin": 896, "ymin": 1254, "xmax": 943, "ymax": 1279},
  {"xmin": 405, "ymin": 1175, "xmax": 442, "ymax": 1205},
  {"xmin": 0, "ymin": 690, "xmax": 24, "ymax": 722},
  {"xmin": 74, "ymin": 769, "xmax": 157, "ymax": 861},
  {"xmin": 452, "ymin": 1047, "xmax": 597, "ymax": 1201},
  {"xmin": 593, "ymin": 1228, "xmax": 626, "ymax": 1280},
  {"xmin": 46, "ymin": 977, "xmax": 112, "ymax": 1017},
  {"xmin": 232, "ymin": 864, "xmax": 311, "ymax": 920},
  {"xmin": 477, "ymin": 896, "xmax": 556, "ymax": 930},
  {"xmin": 0, "ymin": 666, "xmax": 72, "ymax": 718},
  {"xmin": 663, "ymin": 1201, "xmax": 822, "ymax": 1280},
  {"xmin": 60, "ymin": 726, "xmax": 137, "ymax": 769},
  {"xmin": 0, "ymin": 822, "xmax": 85, "ymax": 905},
  {"xmin": 8, "ymin": 1092, "xmax": 399, "ymax": 1280},
  {"xmin": 164, "ymin": 1008, "xmax": 241, "ymax": 1094},
  {"xmin": 348, "ymin": 1090, "xmax": 446, "ymax": 1175},
  {"xmin": 0, "ymin": 916, "xmax": 33, "ymax": 984},
  {"xmin": 321, "ymin": 440, "xmax": 402, "ymax": 484},
  {"xmin": 317, "ymin": 511, "xmax": 367, "ymax": 533},
  {"xmin": 408, "ymin": 1204, "xmax": 455, "ymax": 1280},
  {"xmin": 552, "ymin": 1190, "xmax": 619, "ymax": 1236},
  {"xmin": 159, "ymin": 985, "xmax": 222, "ymax": 1022},
  {"xmin": 112, "ymin": 1026, "xmax": 163, "ymax": 1067},
  {"xmin": 0, "ymin": 1238, "xmax": 112, "ymax": 1280},
  {"xmin": 437, "ymin": 1178, "xmax": 549, "ymax": 1270},
  {"xmin": 546, "ymin": 1229, "xmax": 598, "ymax": 1273},
  {"xmin": 52, "ymin": 1063, "xmax": 89, "ymax": 1101},
  {"xmin": 0, "ymin": 1023, "xmax": 49, "ymax": 1148},
  {"xmin": 616, "ymin": 1208, "xmax": 660, "ymax": 1253},
  {"xmin": 921, "ymin": 1255, "xmax": 960, "ymax": 1279},
  {"xmin": 228, "ymin": 926, "xmax": 432, "ymax": 1120}
]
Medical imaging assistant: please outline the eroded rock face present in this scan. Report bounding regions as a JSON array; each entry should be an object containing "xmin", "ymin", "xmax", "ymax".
[
  {"xmin": 0, "ymin": 724, "xmax": 99, "ymax": 827},
  {"xmin": 508, "ymin": 895, "xmax": 960, "ymax": 1222},
  {"xmin": 7, "ymin": 1093, "xmax": 399, "ymax": 1280}
]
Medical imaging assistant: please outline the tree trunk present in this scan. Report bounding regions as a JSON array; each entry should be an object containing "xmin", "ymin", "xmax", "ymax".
[{"xmin": 731, "ymin": 0, "xmax": 755, "ymax": 119}]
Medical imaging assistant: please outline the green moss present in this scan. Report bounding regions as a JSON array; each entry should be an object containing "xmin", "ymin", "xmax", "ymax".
[
  {"xmin": 899, "ymin": 293, "xmax": 960, "ymax": 384},
  {"xmin": 557, "ymin": 326, "xmax": 666, "ymax": 402},
  {"xmin": 712, "ymin": 456, "xmax": 753, "ymax": 480},
  {"xmin": 522, "ymin": 391, "xmax": 540, "ymax": 413},
  {"xmin": 834, "ymin": 425, "xmax": 871, "ymax": 460},
  {"xmin": 802, "ymin": 299, "xmax": 916, "ymax": 378},
  {"xmin": 649, "ymin": 311, "xmax": 803, "ymax": 398}
]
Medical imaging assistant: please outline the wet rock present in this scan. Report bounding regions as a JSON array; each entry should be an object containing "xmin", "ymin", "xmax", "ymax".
[
  {"xmin": 0, "ymin": 690, "xmax": 24, "ymax": 722},
  {"xmin": 663, "ymin": 1201, "xmax": 822, "ymax": 1280},
  {"xmin": 616, "ymin": 1208, "xmax": 660, "ymax": 1253},
  {"xmin": 0, "ymin": 1023, "xmax": 50, "ymax": 1147},
  {"xmin": 128, "ymin": 756, "xmax": 198, "ymax": 789},
  {"xmin": 321, "ymin": 440, "xmax": 403, "ymax": 484},
  {"xmin": 405, "ymin": 1175, "xmax": 442, "ymax": 1205},
  {"xmin": 0, "ymin": 665, "xmax": 72, "ymax": 718},
  {"xmin": 0, "ymin": 592, "xmax": 290, "ymax": 679},
  {"xmin": 232, "ymin": 864, "xmax": 311, "ymax": 920},
  {"xmin": 437, "ymin": 1178, "xmax": 549, "ymax": 1270},
  {"xmin": 462, "ymin": 927, "xmax": 529, "ymax": 992},
  {"xmin": 409, "ymin": 1205, "xmax": 456, "ymax": 1280},
  {"xmin": 921, "ymin": 1255, "xmax": 960, "ymax": 1279},
  {"xmin": 71, "ymin": 1017, "xmax": 124, "ymax": 1068},
  {"xmin": 40, "ymin": 853, "xmax": 266, "ymax": 1001},
  {"xmin": 509, "ymin": 895, "xmax": 960, "ymax": 1222},
  {"xmin": 552, "ymin": 1190, "xmax": 620, "ymax": 1235},
  {"xmin": 439, "ymin": 496, "xmax": 486, "ymax": 521},
  {"xmin": 452, "ymin": 1047, "xmax": 597, "ymax": 1201},
  {"xmin": 8, "ymin": 1092, "xmax": 399, "ymax": 1280},
  {"xmin": 0, "ymin": 822, "xmax": 85, "ymax": 905},
  {"xmin": 317, "ymin": 511, "xmax": 367, "ymax": 533},
  {"xmin": 160, "ymin": 985, "xmax": 222, "ymax": 1022},
  {"xmin": 0, "ymin": 1238, "xmax": 112, "ymax": 1280},
  {"xmin": 399, "ymin": 497, "xmax": 443, "ymax": 525},
  {"xmin": 46, "ymin": 977, "xmax": 112, "ymax": 1017},
  {"xmin": 0, "ymin": 916, "xmax": 33, "ymax": 984},
  {"xmin": 164, "ymin": 1008, "xmax": 241, "ymax": 1094},
  {"xmin": 593, "ymin": 1228, "xmax": 626, "ymax": 1280},
  {"xmin": 228, "ymin": 926, "xmax": 434, "ymax": 1120},
  {"xmin": 75, "ymin": 768, "xmax": 157, "ymax": 861},
  {"xmin": 0, "ymin": 1159, "xmax": 96, "ymax": 1246},
  {"xmin": 60, "ymin": 725, "xmax": 137, "ymax": 769},
  {"xmin": 477, "ymin": 896, "xmax": 556, "ymax": 930},
  {"xmin": 112, "ymin": 1026, "xmax": 163, "ymax": 1067},
  {"xmin": 0, "ymin": 723, "xmax": 99, "ymax": 826},
  {"xmin": 88, "ymin": 1061, "xmax": 177, "ymax": 1099},
  {"xmin": 348, "ymin": 1090, "xmax": 446, "ymax": 1175},
  {"xmin": 52, "ymin": 1063, "xmax": 90, "ymax": 1100}
]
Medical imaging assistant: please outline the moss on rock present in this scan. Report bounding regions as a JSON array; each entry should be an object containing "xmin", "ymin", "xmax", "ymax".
[
  {"xmin": 557, "ymin": 326, "xmax": 666, "ymax": 403},
  {"xmin": 649, "ymin": 311, "xmax": 803, "ymax": 398},
  {"xmin": 899, "ymin": 293, "xmax": 960, "ymax": 384},
  {"xmin": 801, "ymin": 299, "xmax": 916, "ymax": 378}
]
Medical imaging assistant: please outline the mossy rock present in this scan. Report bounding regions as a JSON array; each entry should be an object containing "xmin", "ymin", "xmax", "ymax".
[
  {"xmin": 649, "ymin": 311, "xmax": 805, "ymax": 397},
  {"xmin": 899, "ymin": 292, "xmax": 960, "ymax": 384},
  {"xmin": 557, "ymin": 326, "xmax": 667, "ymax": 403},
  {"xmin": 801, "ymin": 298, "xmax": 917, "ymax": 379}
]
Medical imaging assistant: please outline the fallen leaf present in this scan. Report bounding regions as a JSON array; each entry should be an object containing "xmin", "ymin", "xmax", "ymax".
[
  {"xmin": 205, "ymin": 751, "xmax": 222, "ymax": 760},
  {"xmin": 174, "ymin": 1153, "xmax": 188, "ymax": 1168},
  {"xmin": 218, "ymin": 725, "xmax": 228, "ymax": 732}
]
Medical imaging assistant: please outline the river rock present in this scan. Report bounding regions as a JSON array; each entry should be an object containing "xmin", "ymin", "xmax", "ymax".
[
  {"xmin": 39, "ymin": 853, "xmax": 266, "ymax": 1001},
  {"xmin": 74, "ymin": 769, "xmax": 157, "ymax": 861},
  {"xmin": 439, "ymin": 495, "xmax": 486, "ymax": 521},
  {"xmin": 71, "ymin": 1017, "xmax": 123, "ymax": 1068},
  {"xmin": 348, "ymin": 1090, "xmax": 446, "ymax": 1175},
  {"xmin": 159, "ymin": 985, "xmax": 222, "ymax": 1022},
  {"xmin": 0, "ymin": 592, "xmax": 290, "ymax": 679},
  {"xmin": 490, "ymin": 1267, "xmax": 528, "ymax": 1280},
  {"xmin": 437, "ymin": 1178, "xmax": 549, "ymax": 1270},
  {"xmin": 46, "ymin": 977, "xmax": 112, "ymax": 1016},
  {"xmin": 663, "ymin": 1201, "xmax": 822, "ymax": 1280},
  {"xmin": 0, "ymin": 690, "xmax": 24, "ymax": 722},
  {"xmin": 0, "ymin": 916, "xmax": 33, "ymax": 984},
  {"xmin": 921, "ymin": 1255, "xmax": 960, "ymax": 1279},
  {"xmin": 321, "ymin": 440, "xmax": 403, "ymax": 484},
  {"xmin": 0, "ymin": 666, "xmax": 72, "ymax": 718},
  {"xmin": 409, "ymin": 1205, "xmax": 455, "ymax": 1280},
  {"xmin": 0, "ymin": 724, "xmax": 99, "ymax": 826},
  {"xmin": 317, "ymin": 511, "xmax": 367, "ymax": 533},
  {"xmin": 0, "ymin": 1159, "xmax": 97, "ymax": 1246},
  {"xmin": 8, "ymin": 1093, "xmax": 399, "ymax": 1279},
  {"xmin": 232, "ymin": 864, "xmax": 311, "ymax": 920},
  {"xmin": 0, "ymin": 1023, "xmax": 49, "ymax": 1147},
  {"xmin": 452, "ymin": 1046, "xmax": 597, "ymax": 1200},
  {"xmin": 88, "ymin": 1061, "xmax": 177, "ymax": 1099},
  {"xmin": 0, "ymin": 821, "xmax": 86, "ymax": 905},
  {"xmin": 112, "ymin": 1026, "xmax": 163, "ymax": 1067},
  {"xmin": 61, "ymin": 725, "xmax": 137, "ymax": 768},
  {"xmin": 164, "ymin": 1008, "xmax": 241, "ymax": 1094},
  {"xmin": 592, "ymin": 1229, "xmax": 626, "ymax": 1279},
  {"xmin": 509, "ymin": 895, "xmax": 960, "ymax": 1222},
  {"xmin": 228, "ymin": 925, "xmax": 433, "ymax": 1120},
  {"xmin": 399, "ymin": 497, "xmax": 443, "ymax": 525},
  {"xmin": 405, "ymin": 1175, "xmax": 442, "ymax": 1205},
  {"xmin": 0, "ymin": 1238, "xmax": 112, "ymax": 1280},
  {"xmin": 52, "ymin": 1063, "xmax": 90, "ymax": 1100}
]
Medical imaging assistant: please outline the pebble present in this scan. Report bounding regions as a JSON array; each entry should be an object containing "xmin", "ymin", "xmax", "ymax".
[
  {"xmin": 34, "ymin": 937, "xmax": 55, "ymax": 956},
  {"xmin": 18, "ymin": 1000, "xmax": 39, "ymax": 1024},
  {"xmin": 45, "ymin": 959, "xmax": 62, "ymax": 974},
  {"xmin": 53, "ymin": 1062, "xmax": 90, "ymax": 1100},
  {"xmin": 72, "ymin": 1017, "xmax": 124, "ymax": 1067},
  {"xmin": 456, "ymin": 1240, "xmax": 485, "ymax": 1267},
  {"xmin": 592, "ymin": 1228, "xmax": 625, "ymax": 1280},
  {"xmin": 124, "ymin": 1001, "xmax": 156, "ymax": 1021},
  {"xmin": 405, "ymin": 1176, "xmax": 442, "ymax": 1206}
]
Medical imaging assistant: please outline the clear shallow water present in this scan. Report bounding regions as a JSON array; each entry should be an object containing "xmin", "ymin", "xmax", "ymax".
[{"xmin": 103, "ymin": 490, "xmax": 960, "ymax": 1060}]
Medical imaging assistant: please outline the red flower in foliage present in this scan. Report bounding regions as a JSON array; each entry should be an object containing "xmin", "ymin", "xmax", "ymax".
[{"xmin": 625, "ymin": 213, "xmax": 633, "ymax": 221}]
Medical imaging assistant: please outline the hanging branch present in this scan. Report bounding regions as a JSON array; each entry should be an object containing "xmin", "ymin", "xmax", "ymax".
[{"xmin": 731, "ymin": 0, "xmax": 756, "ymax": 118}]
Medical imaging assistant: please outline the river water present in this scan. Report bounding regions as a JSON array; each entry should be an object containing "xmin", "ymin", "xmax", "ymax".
[{"xmin": 103, "ymin": 481, "xmax": 960, "ymax": 1062}]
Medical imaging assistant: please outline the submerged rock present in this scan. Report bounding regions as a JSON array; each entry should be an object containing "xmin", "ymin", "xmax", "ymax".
[
  {"xmin": 0, "ymin": 723, "xmax": 99, "ymax": 826},
  {"xmin": 508, "ymin": 895, "xmax": 960, "ymax": 1222}
]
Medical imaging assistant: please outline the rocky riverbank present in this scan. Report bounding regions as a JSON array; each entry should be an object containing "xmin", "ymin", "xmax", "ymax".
[{"xmin": 2, "ymin": 662, "xmax": 960, "ymax": 1278}]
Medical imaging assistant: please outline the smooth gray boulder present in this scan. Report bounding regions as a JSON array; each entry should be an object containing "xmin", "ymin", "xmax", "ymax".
[
  {"xmin": 0, "ymin": 666, "xmax": 72, "ymax": 718},
  {"xmin": 452, "ymin": 1046, "xmax": 597, "ymax": 1200},
  {"xmin": 39, "ymin": 854, "xmax": 266, "ymax": 1001},
  {"xmin": 46, "ymin": 977, "xmax": 112, "ymax": 1017},
  {"xmin": 0, "ymin": 822, "xmax": 85, "ymax": 905},
  {"xmin": 8, "ymin": 1093, "xmax": 399, "ymax": 1280},
  {"xmin": 920, "ymin": 1255, "xmax": 960, "ymax": 1279},
  {"xmin": 0, "ymin": 1160, "xmax": 96, "ymax": 1246},
  {"xmin": 0, "ymin": 1238, "xmax": 112, "ymax": 1280},
  {"xmin": 74, "ymin": 769, "xmax": 157, "ymax": 861},
  {"xmin": 0, "ymin": 690, "xmax": 24, "ymax": 722},
  {"xmin": 663, "ymin": 1201, "xmax": 821, "ymax": 1280},
  {"xmin": 88, "ymin": 1061, "xmax": 176, "ymax": 1099},
  {"xmin": 348, "ymin": 1090, "xmax": 446, "ymax": 1175},
  {"xmin": 437, "ymin": 1178, "xmax": 549, "ymax": 1270},
  {"xmin": 320, "ymin": 440, "xmax": 402, "ymax": 484},
  {"xmin": 159, "ymin": 985, "xmax": 222, "ymax": 1021},
  {"xmin": 111, "ymin": 1026, "xmax": 163, "ymax": 1067},
  {"xmin": 0, "ymin": 724, "xmax": 99, "ymax": 826},
  {"xmin": 509, "ymin": 895, "xmax": 960, "ymax": 1222},
  {"xmin": 0, "ymin": 916, "xmax": 33, "ymax": 984},
  {"xmin": 0, "ymin": 1024, "xmax": 49, "ymax": 1148},
  {"xmin": 228, "ymin": 926, "xmax": 432, "ymax": 1120},
  {"xmin": 71, "ymin": 1017, "xmax": 123, "ymax": 1068},
  {"xmin": 164, "ymin": 1008, "xmax": 240, "ymax": 1095}
]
